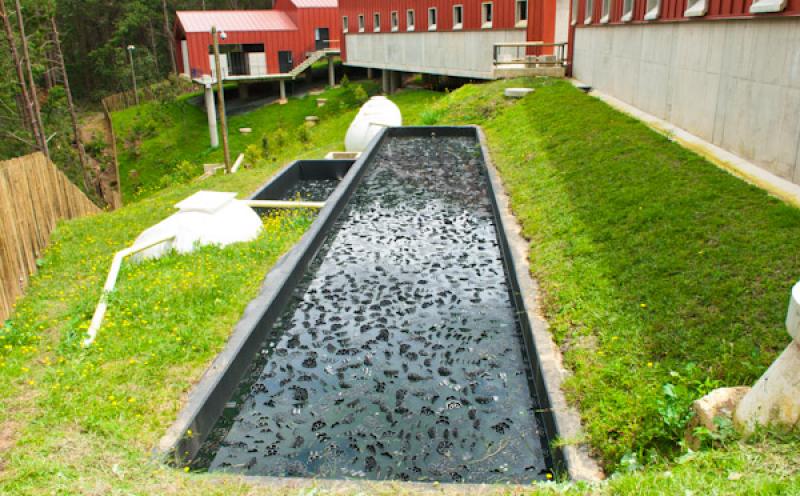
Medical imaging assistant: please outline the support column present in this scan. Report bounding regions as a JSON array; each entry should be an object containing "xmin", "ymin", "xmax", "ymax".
[
  {"xmin": 327, "ymin": 56, "xmax": 336, "ymax": 87},
  {"xmin": 279, "ymin": 80, "xmax": 287, "ymax": 104},
  {"xmin": 381, "ymin": 69, "xmax": 390, "ymax": 94},
  {"xmin": 367, "ymin": 67, "xmax": 374, "ymax": 79},
  {"xmin": 389, "ymin": 70, "xmax": 399, "ymax": 94},
  {"xmin": 239, "ymin": 82, "xmax": 249, "ymax": 100},
  {"xmin": 204, "ymin": 84, "xmax": 219, "ymax": 148}
]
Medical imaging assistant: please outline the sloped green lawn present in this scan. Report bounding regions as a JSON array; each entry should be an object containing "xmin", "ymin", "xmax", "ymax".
[{"xmin": 2, "ymin": 77, "xmax": 799, "ymax": 494}]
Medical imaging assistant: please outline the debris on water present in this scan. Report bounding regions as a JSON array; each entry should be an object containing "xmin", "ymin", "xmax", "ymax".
[{"xmin": 200, "ymin": 136, "xmax": 550, "ymax": 483}]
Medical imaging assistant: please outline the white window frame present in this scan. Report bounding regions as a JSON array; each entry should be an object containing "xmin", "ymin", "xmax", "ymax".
[
  {"xmin": 584, "ymin": 0, "xmax": 594, "ymax": 23},
  {"xmin": 684, "ymin": 0, "xmax": 709, "ymax": 15},
  {"xmin": 391, "ymin": 10, "xmax": 399, "ymax": 31},
  {"xmin": 749, "ymin": 0, "xmax": 787, "ymax": 12},
  {"xmin": 453, "ymin": 5, "xmax": 464, "ymax": 29},
  {"xmin": 373, "ymin": 12, "xmax": 381, "ymax": 32},
  {"xmin": 621, "ymin": 0, "xmax": 634, "ymax": 21},
  {"xmin": 342, "ymin": 16, "xmax": 349, "ymax": 33},
  {"xmin": 407, "ymin": 9, "xmax": 415, "ymax": 31},
  {"xmin": 428, "ymin": 7, "xmax": 437, "ymax": 30},
  {"xmin": 644, "ymin": 0, "xmax": 660, "ymax": 20},
  {"xmin": 481, "ymin": 2, "xmax": 493, "ymax": 28},
  {"xmin": 600, "ymin": 0, "xmax": 610, "ymax": 22},
  {"xmin": 358, "ymin": 14, "xmax": 365, "ymax": 32},
  {"xmin": 571, "ymin": 0, "xmax": 580, "ymax": 25},
  {"xmin": 515, "ymin": 0, "xmax": 529, "ymax": 27}
]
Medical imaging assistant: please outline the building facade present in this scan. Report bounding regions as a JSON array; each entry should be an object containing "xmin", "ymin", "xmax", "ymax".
[
  {"xmin": 568, "ymin": 0, "xmax": 800, "ymax": 185},
  {"xmin": 175, "ymin": 0, "xmax": 340, "ymax": 79},
  {"xmin": 338, "ymin": 0, "xmax": 570, "ymax": 79}
]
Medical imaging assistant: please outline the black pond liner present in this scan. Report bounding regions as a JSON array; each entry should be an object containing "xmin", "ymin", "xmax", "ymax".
[{"xmin": 163, "ymin": 127, "xmax": 565, "ymax": 483}]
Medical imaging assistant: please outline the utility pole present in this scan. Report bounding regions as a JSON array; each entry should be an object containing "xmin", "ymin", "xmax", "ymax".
[
  {"xmin": 127, "ymin": 45, "xmax": 139, "ymax": 105},
  {"xmin": 13, "ymin": 0, "xmax": 48, "ymax": 158},
  {"xmin": 212, "ymin": 26, "xmax": 231, "ymax": 173}
]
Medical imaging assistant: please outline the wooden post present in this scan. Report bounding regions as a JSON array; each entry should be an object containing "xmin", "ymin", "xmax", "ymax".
[{"xmin": 212, "ymin": 26, "xmax": 231, "ymax": 173}]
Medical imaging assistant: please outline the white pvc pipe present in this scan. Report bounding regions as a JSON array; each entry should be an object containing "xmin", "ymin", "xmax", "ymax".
[
  {"xmin": 230, "ymin": 153, "xmax": 245, "ymax": 173},
  {"xmin": 244, "ymin": 200, "xmax": 325, "ymax": 209},
  {"xmin": 83, "ymin": 234, "xmax": 176, "ymax": 347}
]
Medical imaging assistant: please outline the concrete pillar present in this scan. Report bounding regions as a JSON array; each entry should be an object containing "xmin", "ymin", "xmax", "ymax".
[
  {"xmin": 381, "ymin": 69, "xmax": 391, "ymax": 94},
  {"xmin": 239, "ymin": 82, "xmax": 249, "ymax": 100},
  {"xmin": 735, "ymin": 281, "xmax": 800, "ymax": 433},
  {"xmin": 327, "ymin": 57, "xmax": 336, "ymax": 87},
  {"xmin": 389, "ymin": 70, "xmax": 399, "ymax": 94},
  {"xmin": 367, "ymin": 67, "xmax": 374, "ymax": 79},
  {"xmin": 204, "ymin": 84, "xmax": 219, "ymax": 148},
  {"xmin": 279, "ymin": 80, "xmax": 287, "ymax": 104}
]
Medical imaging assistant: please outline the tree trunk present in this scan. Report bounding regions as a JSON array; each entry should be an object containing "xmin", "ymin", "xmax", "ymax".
[
  {"xmin": 162, "ymin": 0, "xmax": 176, "ymax": 74},
  {"xmin": 0, "ymin": 0, "xmax": 40, "ymax": 151},
  {"xmin": 14, "ymin": 0, "xmax": 49, "ymax": 159},
  {"xmin": 51, "ymin": 15, "xmax": 98, "ymax": 198},
  {"xmin": 148, "ymin": 20, "xmax": 160, "ymax": 74}
]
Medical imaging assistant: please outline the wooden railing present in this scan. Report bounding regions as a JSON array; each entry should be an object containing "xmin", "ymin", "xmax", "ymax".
[
  {"xmin": 493, "ymin": 42, "xmax": 568, "ymax": 67},
  {"xmin": 0, "ymin": 153, "xmax": 99, "ymax": 321},
  {"xmin": 101, "ymin": 78, "xmax": 195, "ymax": 113}
]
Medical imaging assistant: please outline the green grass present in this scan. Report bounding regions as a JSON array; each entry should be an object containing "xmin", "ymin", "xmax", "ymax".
[
  {"xmin": 113, "ymin": 81, "xmax": 380, "ymax": 201},
  {"xmin": 425, "ymin": 78, "xmax": 800, "ymax": 491},
  {"xmin": 2, "ymin": 77, "xmax": 800, "ymax": 494}
]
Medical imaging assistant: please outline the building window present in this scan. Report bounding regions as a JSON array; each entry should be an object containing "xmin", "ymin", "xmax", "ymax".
[
  {"xmin": 684, "ymin": 0, "xmax": 708, "ymax": 15},
  {"xmin": 749, "ymin": 0, "xmax": 787, "ymax": 12},
  {"xmin": 453, "ymin": 5, "xmax": 464, "ymax": 29},
  {"xmin": 391, "ymin": 11, "xmax": 399, "ymax": 31},
  {"xmin": 482, "ymin": 2, "xmax": 493, "ymax": 28},
  {"xmin": 600, "ymin": 0, "xmax": 610, "ymax": 22},
  {"xmin": 407, "ymin": 9, "xmax": 415, "ymax": 31},
  {"xmin": 342, "ymin": 16, "xmax": 349, "ymax": 33},
  {"xmin": 571, "ymin": 0, "xmax": 580, "ymax": 24},
  {"xmin": 373, "ymin": 13, "xmax": 380, "ymax": 32},
  {"xmin": 621, "ymin": 0, "xmax": 634, "ymax": 20},
  {"xmin": 584, "ymin": 0, "xmax": 593, "ymax": 23},
  {"xmin": 644, "ymin": 0, "xmax": 660, "ymax": 19},
  {"xmin": 428, "ymin": 7, "xmax": 437, "ymax": 30},
  {"xmin": 358, "ymin": 14, "xmax": 365, "ymax": 32},
  {"xmin": 516, "ymin": 0, "xmax": 528, "ymax": 26}
]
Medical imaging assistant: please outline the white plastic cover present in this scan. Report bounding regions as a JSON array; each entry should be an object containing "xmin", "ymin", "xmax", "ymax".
[
  {"xmin": 133, "ymin": 191, "xmax": 263, "ymax": 260},
  {"xmin": 344, "ymin": 96, "xmax": 402, "ymax": 152}
]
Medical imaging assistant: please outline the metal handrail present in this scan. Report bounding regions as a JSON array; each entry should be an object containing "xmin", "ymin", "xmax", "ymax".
[{"xmin": 493, "ymin": 41, "xmax": 568, "ymax": 67}]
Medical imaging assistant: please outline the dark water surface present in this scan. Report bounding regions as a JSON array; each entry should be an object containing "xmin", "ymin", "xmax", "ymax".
[{"xmin": 200, "ymin": 135, "xmax": 551, "ymax": 483}]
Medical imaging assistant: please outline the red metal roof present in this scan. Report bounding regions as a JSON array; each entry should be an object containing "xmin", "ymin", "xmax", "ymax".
[
  {"xmin": 176, "ymin": 10, "xmax": 298, "ymax": 33},
  {"xmin": 290, "ymin": 0, "xmax": 338, "ymax": 8}
]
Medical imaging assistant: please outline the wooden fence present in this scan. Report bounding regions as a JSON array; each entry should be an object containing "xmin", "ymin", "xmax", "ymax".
[
  {"xmin": 101, "ymin": 78, "xmax": 195, "ymax": 113},
  {"xmin": 0, "ymin": 153, "xmax": 99, "ymax": 322}
]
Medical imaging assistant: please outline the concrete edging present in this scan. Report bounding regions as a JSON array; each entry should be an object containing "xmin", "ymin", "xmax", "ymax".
[{"xmin": 475, "ymin": 126, "xmax": 605, "ymax": 482}]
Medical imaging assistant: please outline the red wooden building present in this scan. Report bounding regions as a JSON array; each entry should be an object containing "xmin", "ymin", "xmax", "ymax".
[{"xmin": 175, "ymin": 0, "xmax": 341, "ymax": 80}]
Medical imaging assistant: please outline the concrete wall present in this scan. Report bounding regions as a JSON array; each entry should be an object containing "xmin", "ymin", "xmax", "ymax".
[
  {"xmin": 344, "ymin": 29, "xmax": 526, "ymax": 79},
  {"xmin": 573, "ymin": 18, "xmax": 800, "ymax": 185}
]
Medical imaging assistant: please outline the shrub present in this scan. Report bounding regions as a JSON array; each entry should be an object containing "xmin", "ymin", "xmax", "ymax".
[
  {"xmin": 296, "ymin": 124, "xmax": 311, "ymax": 144},
  {"xmin": 243, "ymin": 144, "xmax": 265, "ymax": 168},
  {"xmin": 272, "ymin": 127, "xmax": 289, "ymax": 148}
]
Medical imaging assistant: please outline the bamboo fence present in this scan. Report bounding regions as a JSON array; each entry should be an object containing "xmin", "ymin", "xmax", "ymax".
[{"xmin": 0, "ymin": 153, "xmax": 99, "ymax": 322}]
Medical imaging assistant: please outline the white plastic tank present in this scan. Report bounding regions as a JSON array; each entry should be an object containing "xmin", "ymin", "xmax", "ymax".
[
  {"xmin": 344, "ymin": 96, "xmax": 402, "ymax": 152},
  {"xmin": 133, "ymin": 191, "xmax": 263, "ymax": 260}
]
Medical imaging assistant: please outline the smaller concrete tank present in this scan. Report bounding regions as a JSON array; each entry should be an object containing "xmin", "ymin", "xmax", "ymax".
[{"xmin": 344, "ymin": 96, "xmax": 402, "ymax": 152}]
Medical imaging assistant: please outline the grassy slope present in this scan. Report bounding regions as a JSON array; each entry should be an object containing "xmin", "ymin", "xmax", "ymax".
[
  {"xmin": 0, "ymin": 87, "xmax": 444, "ymax": 495},
  {"xmin": 429, "ymin": 79, "xmax": 800, "ymax": 492},
  {"xmin": 3, "ymin": 77, "xmax": 799, "ymax": 494},
  {"xmin": 113, "ymin": 81, "xmax": 380, "ymax": 201}
]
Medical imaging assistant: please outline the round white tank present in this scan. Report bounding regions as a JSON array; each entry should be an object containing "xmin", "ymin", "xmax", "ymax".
[
  {"xmin": 132, "ymin": 191, "xmax": 263, "ymax": 260},
  {"xmin": 344, "ymin": 96, "xmax": 402, "ymax": 152}
]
